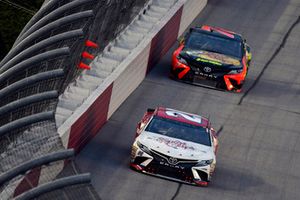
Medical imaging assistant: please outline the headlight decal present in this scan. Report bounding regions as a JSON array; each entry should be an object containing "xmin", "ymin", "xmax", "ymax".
[
  {"xmin": 176, "ymin": 55, "xmax": 188, "ymax": 65},
  {"xmin": 195, "ymin": 159, "xmax": 213, "ymax": 167},
  {"xmin": 228, "ymin": 68, "xmax": 243, "ymax": 74},
  {"xmin": 137, "ymin": 141, "xmax": 152, "ymax": 155}
]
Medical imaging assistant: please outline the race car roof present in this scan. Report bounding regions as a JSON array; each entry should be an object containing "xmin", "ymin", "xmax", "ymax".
[
  {"xmin": 190, "ymin": 26, "xmax": 243, "ymax": 42},
  {"xmin": 155, "ymin": 107, "xmax": 209, "ymax": 127}
]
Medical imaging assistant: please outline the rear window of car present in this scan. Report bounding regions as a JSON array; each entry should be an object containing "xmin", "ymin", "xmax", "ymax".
[
  {"xmin": 145, "ymin": 116, "xmax": 211, "ymax": 146},
  {"xmin": 185, "ymin": 31, "xmax": 242, "ymax": 59}
]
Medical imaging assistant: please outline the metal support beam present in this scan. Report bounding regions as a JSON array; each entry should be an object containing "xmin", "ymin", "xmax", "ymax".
[
  {"xmin": 14, "ymin": 173, "xmax": 91, "ymax": 200},
  {"xmin": 0, "ymin": 149, "xmax": 74, "ymax": 185},
  {"xmin": 0, "ymin": 111, "xmax": 54, "ymax": 137}
]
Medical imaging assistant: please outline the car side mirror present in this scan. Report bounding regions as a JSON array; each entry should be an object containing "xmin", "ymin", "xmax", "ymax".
[
  {"xmin": 136, "ymin": 122, "xmax": 143, "ymax": 137},
  {"xmin": 137, "ymin": 122, "xmax": 142, "ymax": 128},
  {"xmin": 177, "ymin": 36, "xmax": 185, "ymax": 44},
  {"xmin": 137, "ymin": 121, "xmax": 146, "ymax": 130},
  {"xmin": 245, "ymin": 44, "xmax": 252, "ymax": 64},
  {"xmin": 245, "ymin": 44, "xmax": 251, "ymax": 52}
]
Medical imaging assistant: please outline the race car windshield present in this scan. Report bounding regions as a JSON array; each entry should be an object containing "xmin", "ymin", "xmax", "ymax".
[
  {"xmin": 145, "ymin": 116, "xmax": 211, "ymax": 146},
  {"xmin": 185, "ymin": 31, "xmax": 242, "ymax": 59}
]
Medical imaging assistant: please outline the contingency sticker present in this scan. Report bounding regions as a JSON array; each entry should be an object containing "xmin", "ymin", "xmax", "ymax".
[{"xmin": 197, "ymin": 51, "xmax": 241, "ymax": 66}]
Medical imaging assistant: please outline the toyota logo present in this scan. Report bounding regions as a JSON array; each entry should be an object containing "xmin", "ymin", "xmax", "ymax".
[
  {"xmin": 203, "ymin": 67, "xmax": 212, "ymax": 73},
  {"xmin": 168, "ymin": 157, "xmax": 178, "ymax": 165}
]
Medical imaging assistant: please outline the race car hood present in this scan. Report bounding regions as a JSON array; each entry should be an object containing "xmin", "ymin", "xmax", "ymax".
[
  {"xmin": 138, "ymin": 131, "xmax": 213, "ymax": 160},
  {"xmin": 180, "ymin": 49, "xmax": 241, "ymax": 69}
]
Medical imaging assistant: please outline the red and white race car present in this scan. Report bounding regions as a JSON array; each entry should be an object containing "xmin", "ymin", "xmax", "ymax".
[{"xmin": 130, "ymin": 107, "xmax": 218, "ymax": 186}]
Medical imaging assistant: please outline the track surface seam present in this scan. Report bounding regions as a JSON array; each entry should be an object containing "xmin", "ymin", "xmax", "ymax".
[
  {"xmin": 170, "ymin": 183, "xmax": 182, "ymax": 200},
  {"xmin": 238, "ymin": 15, "xmax": 300, "ymax": 105},
  {"xmin": 216, "ymin": 126, "xmax": 224, "ymax": 137}
]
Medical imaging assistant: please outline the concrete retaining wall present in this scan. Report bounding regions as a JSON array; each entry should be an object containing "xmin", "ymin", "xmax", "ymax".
[{"xmin": 57, "ymin": 0, "xmax": 207, "ymax": 152}]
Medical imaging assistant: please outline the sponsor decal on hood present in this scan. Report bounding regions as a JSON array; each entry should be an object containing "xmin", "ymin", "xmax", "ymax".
[
  {"xmin": 138, "ymin": 132, "xmax": 215, "ymax": 160},
  {"xmin": 156, "ymin": 137, "xmax": 195, "ymax": 151},
  {"xmin": 185, "ymin": 50, "xmax": 241, "ymax": 66}
]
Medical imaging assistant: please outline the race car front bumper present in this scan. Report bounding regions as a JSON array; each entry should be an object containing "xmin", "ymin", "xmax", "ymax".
[
  {"xmin": 130, "ymin": 142, "xmax": 213, "ymax": 186},
  {"xmin": 171, "ymin": 56, "xmax": 246, "ymax": 92}
]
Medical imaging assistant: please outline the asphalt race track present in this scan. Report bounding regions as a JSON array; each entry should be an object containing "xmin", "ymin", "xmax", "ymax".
[{"xmin": 76, "ymin": 0, "xmax": 300, "ymax": 199}]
